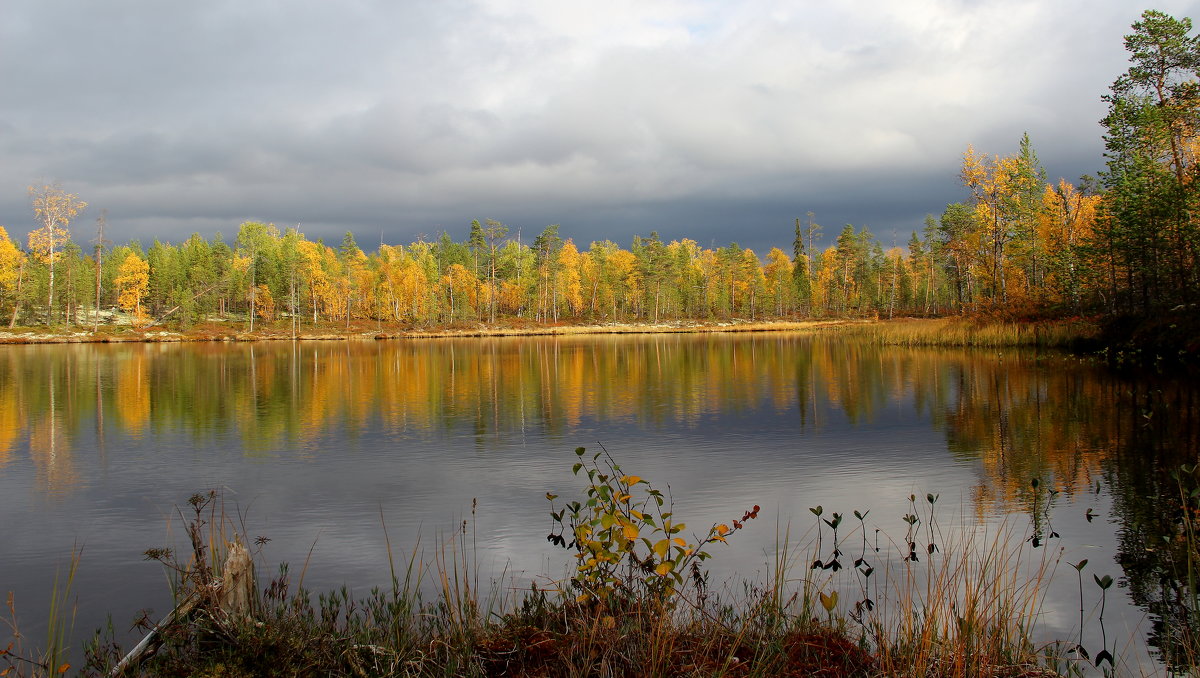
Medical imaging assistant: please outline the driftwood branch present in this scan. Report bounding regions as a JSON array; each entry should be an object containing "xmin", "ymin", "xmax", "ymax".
[{"xmin": 108, "ymin": 592, "xmax": 199, "ymax": 677}]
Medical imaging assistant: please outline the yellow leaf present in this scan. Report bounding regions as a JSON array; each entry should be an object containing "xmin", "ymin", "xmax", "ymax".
[
  {"xmin": 630, "ymin": 509, "xmax": 644, "ymax": 520},
  {"xmin": 57, "ymin": 664, "xmax": 70, "ymax": 675},
  {"xmin": 672, "ymin": 538, "xmax": 687, "ymax": 547},
  {"xmin": 820, "ymin": 591, "xmax": 838, "ymax": 613},
  {"xmin": 653, "ymin": 539, "xmax": 671, "ymax": 559},
  {"xmin": 712, "ymin": 534, "xmax": 726, "ymax": 543},
  {"xmin": 622, "ymin": 522, "xmax": 639, "ymax": 541},
  {"xmin": 655, "ymin": 560, "xmax": 675, "ymax": 576},
  {"xmin": 576, "ymin": 593, "xmax": 591, "ymax": 603},
  {"xmin": 716, "ymin": 524, "xmax": 730, "ymax": 536},
  {"xmin": 620, "ymin": 475, "xmax": 642, "ymax": 485}
]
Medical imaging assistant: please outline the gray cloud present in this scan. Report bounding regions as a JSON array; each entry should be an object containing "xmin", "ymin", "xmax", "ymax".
[{"xmin": 2, "ymin": 0, "xmax": 1198, "ymax": 253}]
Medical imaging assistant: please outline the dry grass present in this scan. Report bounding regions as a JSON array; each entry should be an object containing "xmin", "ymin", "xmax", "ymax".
[
  {"xmin": 865, "ymin": 523, "xmax": 1062, "ymax": 677},
  {"xmin": 831, "ymin": 317, "xmax": 1100, "ymax": 349},
  {"xmin": 28, "ymin": 487, "xmax": 1091, "ymax": 678}
]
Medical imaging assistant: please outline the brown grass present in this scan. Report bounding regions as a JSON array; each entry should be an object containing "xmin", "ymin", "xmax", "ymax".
[
  {"xmin": 831, "ymin": 317, "xmax": 1101, "ymax": 348},
  {"xmin": 42, "ymin": 488, "xmax": 1083, "ymax": 678}
]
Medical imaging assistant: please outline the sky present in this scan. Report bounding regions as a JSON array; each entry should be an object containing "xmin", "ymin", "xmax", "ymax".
[{"xmin": 3, "ymin": 0, "xmax": 1199, "ymax": 256}]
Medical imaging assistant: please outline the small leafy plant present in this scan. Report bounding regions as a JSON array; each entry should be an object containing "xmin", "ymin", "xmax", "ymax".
[{"xmin": 547, "ymin": 446, "xmax": 758, "ymax": 606}]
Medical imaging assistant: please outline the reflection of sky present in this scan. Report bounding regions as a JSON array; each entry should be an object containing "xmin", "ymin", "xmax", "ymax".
[{"xmin": 0, "ymin": 337, "xmax": 1158, "ymax": 673}]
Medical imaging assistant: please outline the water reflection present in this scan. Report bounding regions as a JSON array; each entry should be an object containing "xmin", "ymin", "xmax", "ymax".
[
  {"xmin": 0, "ymin": 337, "xmax": 1146, "ymax": 503},
  {"xmin": 0, "ymin": 335, "xmax": 1196, "ymax": 668}
]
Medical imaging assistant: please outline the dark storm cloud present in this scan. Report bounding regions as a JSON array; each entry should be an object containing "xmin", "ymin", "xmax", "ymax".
[{"xmin": 2, "ymin": 0, "xmax": 1198, "ymax": 251}]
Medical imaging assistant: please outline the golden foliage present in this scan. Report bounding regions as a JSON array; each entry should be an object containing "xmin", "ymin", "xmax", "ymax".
[
  {"xmin": 0, "ymin": 226, "xmax": 24, "ymax": 299},
  {"xmin": 557, "ymin": 240, "xmax": 584, "ymax": 316},
  {"xmin": 253, "ymin": 284, "xmax": 276, "ymax": 321},
  {"xmin": 114, "ymin": 252, "xmax": 150, "ymax": 325},
  {"xmin": 27, "ymin": 185, "xmax": 85, "ymax": 264}
]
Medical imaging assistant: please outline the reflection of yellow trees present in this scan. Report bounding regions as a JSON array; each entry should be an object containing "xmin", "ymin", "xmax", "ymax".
[
  {"xmin": 939, "ymin": 355, "xmax": 1114, "ymax": 514},
  {"xmin": 29, "ymin": 413, "xmax": 76, "ymax": 495},
  {"xmin": 0, "ymin": 336, "xmax": 1134, "ymax": 511},
  {"xmin": 26, "ymin": 361, "xmax": 77, "ymax": 495},
  {"xmin": 116, "ymin": 350, "xmax": 151, "ymax": 433},
  {"xmin": 0, "ymin": 376, "xmax": 18, "ymax": 468}
]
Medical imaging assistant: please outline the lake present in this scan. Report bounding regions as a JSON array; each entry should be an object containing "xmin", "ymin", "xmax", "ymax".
[{"xmin": 0, "ymin": 333, "xmax": 1196, "ymax": 673}]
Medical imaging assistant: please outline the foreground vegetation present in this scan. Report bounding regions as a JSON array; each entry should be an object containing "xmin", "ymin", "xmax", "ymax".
[{"xmin": 14, "ymin": 449, "xmax": 1198, "ymax": 677}]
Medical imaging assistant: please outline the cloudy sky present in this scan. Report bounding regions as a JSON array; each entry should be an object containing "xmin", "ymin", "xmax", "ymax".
[{"xmin": 2, "ymin": 1, "xmax": 1197, "ymax": 255}]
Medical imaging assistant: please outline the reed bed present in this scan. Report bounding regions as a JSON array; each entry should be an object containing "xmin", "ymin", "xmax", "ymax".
[
  {"xmin": 864, "ymin": 524, "xmax": 1059, "ymax": 677},
  {"xmin": 831, "ymin": 317, "xmax": 1100, "ymax": 349}
]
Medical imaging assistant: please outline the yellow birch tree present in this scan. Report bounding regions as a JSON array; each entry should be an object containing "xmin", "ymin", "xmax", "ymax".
[
  {"xmin": 763, "ymin": 247, "xmax": 792, "ymax": 316},
  {"xmin": 556, "ymin": 239, "xmax": 584, "ymax": 317},
  {"xmin": 0, "ymin": 227, "xmax": 25, "ymax": 321},
  {"xmin": 28, "ymin": 185, "xmax": 86, "ymax": 324},
  {"xmin": 114, "ymin": 252, "xmax": 150, "ymax": 326}
]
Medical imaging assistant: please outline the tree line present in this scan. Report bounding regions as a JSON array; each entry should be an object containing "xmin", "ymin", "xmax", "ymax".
[{"xmin": 0, "ymin": 10, "xmax": 1194, "ymax": 330}]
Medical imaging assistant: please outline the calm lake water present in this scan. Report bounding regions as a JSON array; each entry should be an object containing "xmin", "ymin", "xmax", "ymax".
[{"xmin": 1, "ymin": 333, "xmax": 1197, "ymax": 672}]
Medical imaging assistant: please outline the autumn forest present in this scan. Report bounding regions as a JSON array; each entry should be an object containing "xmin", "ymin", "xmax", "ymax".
[{"xmin": 0, "ymin": 10, "xmax": 1197, "ymax": 334}]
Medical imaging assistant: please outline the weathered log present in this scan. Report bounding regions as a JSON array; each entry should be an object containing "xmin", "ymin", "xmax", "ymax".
[{"xmin": 108, "ymin": 592, "xmax": 199, "ymax": 677}]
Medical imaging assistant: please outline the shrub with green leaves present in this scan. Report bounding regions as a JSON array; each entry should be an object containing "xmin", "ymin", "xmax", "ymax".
[{"xmin": 547, "ymin": 446, "xmax": 758, "ymax": 606}]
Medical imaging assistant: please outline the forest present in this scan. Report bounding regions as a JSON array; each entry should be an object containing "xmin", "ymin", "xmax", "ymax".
[{"xmin": 0, "ymin": 10, "xmax": 1195, "ymax": 332}]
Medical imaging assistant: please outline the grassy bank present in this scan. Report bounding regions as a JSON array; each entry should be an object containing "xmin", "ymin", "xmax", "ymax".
[{"xmin": 3, "ymin": 450, "xmax": 1122, "ymax": 678}]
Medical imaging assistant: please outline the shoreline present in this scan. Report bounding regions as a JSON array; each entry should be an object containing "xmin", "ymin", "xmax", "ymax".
[
  {"xmin": 0, "ymin": 318, "xmax": 861, "ymax": 344},
  {"xmin": 0, "ymin": 314, "xmax": 1144, "ymax": 354}
]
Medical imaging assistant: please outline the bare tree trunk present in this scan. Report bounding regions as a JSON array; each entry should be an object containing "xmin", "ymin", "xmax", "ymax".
[
  {"xmin": 94, "ymin": 211, "xmax": 106, "ymax": 332},
  {"xmin": 9, "ymin": 260, "xmax": 25, "ymax": 328},
  {"xmin": 47, "ymin": 246, "xmax": 55, "ymax": 325}
]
